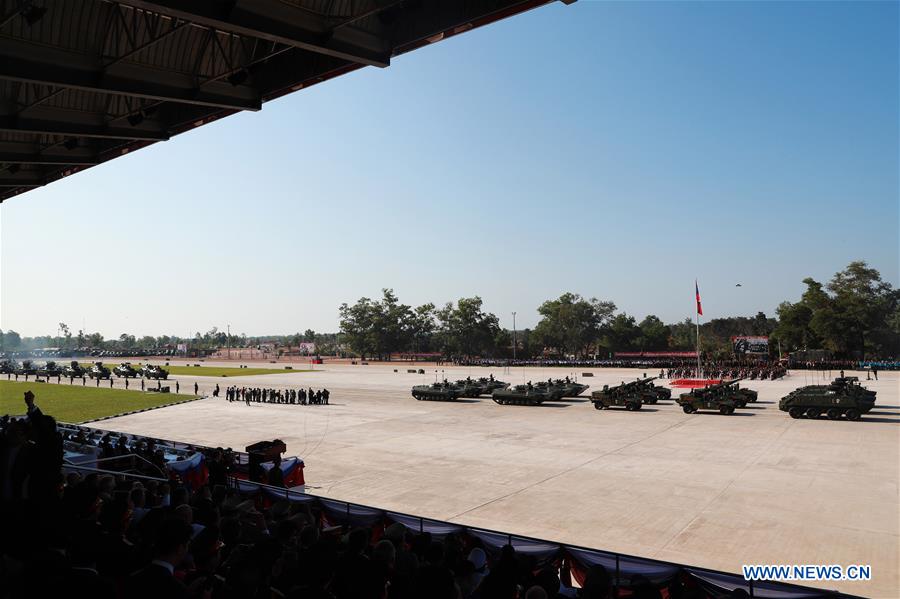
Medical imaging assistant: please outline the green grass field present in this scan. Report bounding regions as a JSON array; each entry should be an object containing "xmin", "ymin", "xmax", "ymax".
[
  {"xmin": 79, "ymin": 363, "xmax": 313, "ymax": 377},
  {"xmin": 0, "ymin": 380, "xmax": 197, "ymax": 423}
]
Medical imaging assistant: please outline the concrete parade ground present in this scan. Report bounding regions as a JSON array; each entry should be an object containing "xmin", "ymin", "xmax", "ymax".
[{"xmin": 88, "ymin": 362, "xmax": 897, "ymax": 597}]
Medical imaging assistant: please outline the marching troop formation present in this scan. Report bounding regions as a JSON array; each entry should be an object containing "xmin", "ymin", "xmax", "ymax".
[{"xmin": 224, "ymin": 385, "xmax": 331, "ymax": 405}]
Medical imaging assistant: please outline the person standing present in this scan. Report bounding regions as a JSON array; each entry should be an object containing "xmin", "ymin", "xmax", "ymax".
[
  {"xmin": 194, "ymin": 382, "xmax": 198, "ymax": 395},
  {"xmin": 141, "ymin": 378, "xmax": 145, "ymax": 391},
  {"xmin": 176, "ymin": 381, "xmax": 180, "ymax": 394},
  {"xmin": 125, "ymin": 378, "xmax": 129, "ymax": 390},
  {"xmin": 872, "ymin": 365, "xmax": 878, "ymax": 380}
]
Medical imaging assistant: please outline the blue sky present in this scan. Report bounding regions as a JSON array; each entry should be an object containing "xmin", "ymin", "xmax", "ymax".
[{"xmin": 2, "ymin": 0, "xmax": 898, "ymax": 338}]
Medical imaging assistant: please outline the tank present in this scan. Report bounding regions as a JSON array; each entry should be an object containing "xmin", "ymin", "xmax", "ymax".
[
  {"xmin": 88, "ymin": 362, "xmax": 112, "ymax": 379},
  {"xmin": 590, "ymin": 383, "xmax": 644, "ymax": 411},
  {"xmin": 779, "ymin": 377, "xmax": 876, "ymax": 421},
  {"xmin": 113, "ymin": 362, "xmax": 140, "ymax": 378},
  {"xmin": 62, "ymin": 361, "xmax": 86, "ymax": 378},
  {"xmin": 141, "ymin": 365, "xmax": 169, "ymax": 380},
  {"xmin": 677, "ymin": 382, "xmax": 739, "ymax": 415},
  {"xmin": 491, "ymin": 383, "xmax": 552, "ymax": 406},
  {"xmin": 412, "ymin": 381, "xmax": 464, "ymax": 401}
]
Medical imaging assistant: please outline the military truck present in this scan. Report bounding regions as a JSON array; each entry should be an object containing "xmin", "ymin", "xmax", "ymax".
[
  {"xmin": 113, "ymin": 362, "xmax": 140, "ymax": 378},
  {"xmin": 491, "ymin": 383, "xmax": 552, "ymax": 406},
  {"xmin": 88, "ymin": 362, "xmax": 112, "ymax": 379},
  {"xmin": 590, "ymin": 383, "xmax": 644, "ymax": 411},
  {"xmin": 62, "ymin": 361, "xmax": 86, "ymax": 378},
  {"xmin": 141, "ymin": 365, "xmax": 169, "ymax": 380},
  {"xmin": 412, "ymin": 381, "xmax": 464, "ymax": 401},
  {"xmin": 779, "ymin": 377, "xmax": 876, "ymax": 421},
  {"xmin": 634, "ymin": 376, "xmax": 671, "ymax": 403},
  {"xmin": 677, "ymin": 382, "xmax": 739, "ymax": 415}
]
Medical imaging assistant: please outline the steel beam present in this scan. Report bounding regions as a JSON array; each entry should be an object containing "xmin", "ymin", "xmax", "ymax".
[
  {"xmin": 112, "ymin": 0, "xmax": 391, "ymax": 68},
  {"xmin": 0, "ymin": 151, "xmax": 99, "ymax": 165},
  {"xmin": 0, "ymin": 116, "xmax": 169, "ymax": 141}
]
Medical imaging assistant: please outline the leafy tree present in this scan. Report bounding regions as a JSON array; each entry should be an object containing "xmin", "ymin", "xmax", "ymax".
[
  {"xmin": 533, "ymin": 293, "xmax": 616, "ymax": 357},
  {"xmin": 603, "ymin": 313, "xmax": 641, "ymax": 352},
  {"xmin": 1, "ymin": 330, "xmax": 22, "ymax": 351},
  {"xmin": 436, "ymin": 296, "xmax": 500, "ymax": 357},
  {"xmin": 638, "ymin": 315, "xmax": 668, "ymax": 350}
]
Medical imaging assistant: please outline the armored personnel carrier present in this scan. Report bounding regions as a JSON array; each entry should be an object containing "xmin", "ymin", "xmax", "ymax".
[
  {"xmin": 141, "ymin": 365, "xmax": 169, "ymax": 380},
  {"xmin": 590, "ymin": 383, "xmax": 644, "ymax": 411},
  {"xmin": 550, "ymin": 377, "xmax": 590, "ymax": 397},
  {"xmin": 454, "ymin": 378, "xmax": 485, "ymax": 398},
  {"xmin": 491, "ymin": 383, "xmax": 552, "ymax": 406},
  {"xmin": 88, "ymin": 362, "xmax": 111, "ymax": 379},
  {"xmin": 16, "ymin": 360, "xmax": 37, "ymax": 376},
  {"xmin": 36, "ymin": 361, "xmax": 62, "ymax": 377},
  {"xmin": 474, "ymin": 376, "xmax": 509, "ymax": 395},
  {"xmin": 0, "ymin": 359, "xmax": 17, "ymax": 374},
  {"xmin": 62, "ymin": 361, "xmax": 86, "ymax": 378},
  {"xmin": 113, "ymin": 362, "xmax": 140, "ymax": 378},
  {"xmin": 677, "ymin": 382, "xmax": 739, "ymax": 415},
  {"xmin": 533, "ymin": 381, "xmax": 565, "ymax": 400},
  {"xmin": 412, "ymin": 381, "xmax": 464, "ymax": 401},
  {"xmin": 779, "ymin": 376, "xmax": 876, "ymax": 421}
]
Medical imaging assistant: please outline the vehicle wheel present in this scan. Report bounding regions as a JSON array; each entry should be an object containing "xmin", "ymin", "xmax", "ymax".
[
  {"xmin": 826, "ymin": 408, "xmax": 840, "ymax": 420},
  {"xmin": 594, "ymin": 402, "xmax": 602, "ymax": 410},
  {"xmin": 682, "ymin": 405, "xmax": 694, "ymax": 414},
  {"xmin": 634, "ymin": 403, "xmax": 642, "ymax": 410},
  {"xmin": 845, "ymin": 409, "xmax": 860, "ymax": 421},
  {"xmin": 806, "ymin": 408, "xmax": 821, "ymax": 419},
  {"xmin": 719, "ymin": 405, "xmax": 730, "ymax": 415},
  {"xmin": 736, "ymin": 400, "xmax": 746, "ymax": 408},
  {"xmin": 788, "ymin": 407, "xmax": 803, "ymax": 419}
]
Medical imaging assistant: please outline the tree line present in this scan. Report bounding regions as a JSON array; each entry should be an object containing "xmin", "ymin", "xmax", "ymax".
[{"xmin": 2, "ymin": 262, "xmax": 897, "ymax": 360}]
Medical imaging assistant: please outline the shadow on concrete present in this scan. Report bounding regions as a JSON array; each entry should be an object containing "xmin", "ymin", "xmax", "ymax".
[{"xmin": 860, "ymin": 417, "xmax": 900, "ymax": 424}]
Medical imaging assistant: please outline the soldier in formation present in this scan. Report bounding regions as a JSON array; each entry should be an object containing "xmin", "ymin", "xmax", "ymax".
[{"xmin": 223, "ymin": 386, "xmax": 330, "ymax": 406}]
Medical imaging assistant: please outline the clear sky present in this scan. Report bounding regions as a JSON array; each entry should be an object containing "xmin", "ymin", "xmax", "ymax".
[{"xmin": 2, "ymin": 0, "xmax": 898, "ymax": 339}]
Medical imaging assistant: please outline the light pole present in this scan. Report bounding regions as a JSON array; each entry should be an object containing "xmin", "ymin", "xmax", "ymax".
[
  {"xmin": 512, "ymin": 312, "xmax": 517, "ymax": 361},
  {"xmin": 227, "ymin": 324, "xmax": 231, "ymax": 359}
]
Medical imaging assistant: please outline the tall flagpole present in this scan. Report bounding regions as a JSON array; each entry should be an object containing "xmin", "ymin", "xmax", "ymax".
[{"xmin": 696, "ymin": 308, "xmax": 701, "ymax": 378}]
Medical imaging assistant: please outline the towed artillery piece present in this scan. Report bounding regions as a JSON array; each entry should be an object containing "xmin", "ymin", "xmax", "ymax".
[
  {"xmin": 113, "ymin": 362, "xmax": 140, "ymax": 378},
  {"xmin": 412, "ymin": 381, "xmax": 464, "ymax": 401},
  {"xmin": 62, "ymin": 361, "xmax": 87, "ymax": 378},
  {"xmin": 88, "ymin": 362, "xmax": 111, "ymax": 379},
  {"xmin": 779, "ymin": 377, "xmax": 875, "ymax": 421},
  {"xmin": 491, "ymin": 383, "xmax": 553, "ymax": 406},
  {"xmin": 590, "ymin": 382, "xmax": 644, "ymax": 411},
  {"xmin": 141, "ymin": 365, "xmax": 169, "ymax": 380},
  {"xmin": 677, "ymin": 380, "xmax": 746, "ymax": 415}
]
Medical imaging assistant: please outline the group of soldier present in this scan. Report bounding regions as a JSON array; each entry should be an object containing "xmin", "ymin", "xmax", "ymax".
[
  {"xmin": 224, "ymin": 385, "xmax": 330, "ymax": 405},
  {"xmin": 661, "ymin": 364, "xmax": 787, "ymax": 380}
]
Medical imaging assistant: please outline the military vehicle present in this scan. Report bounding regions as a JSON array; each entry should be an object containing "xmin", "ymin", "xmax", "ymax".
[
  {"xmin": 533, "ymin": 381, "xmax": 565, "ymax": 400},
  {"xmin": 779, "ymin": 377, "xmax": 876, "ymax": 421},
  {"xmin": 633, "ymin": 376, "xmax": 671, "ymax": 403},
  {"xmin": 550, "ymin": 377, "xmax": 590, "ymax": 397},
  {"xmin": 88, "ymin": 362, "xmax": 112, "ymax": 379},
  {"xmin": 491, "ymin": 383, "xmax": 553, "ymax": 406},
  {"xmin": 36, "ymin": 361, "xmax": 62, "ymax": 377},
  {"xmin": 62, "ymin": 361, "xmax": 86, "ymax": 378},
  {"xmin": 141, "ymin": 365, "xmax": 169, "ymax": 380},
  {"xmin": 474, "ymin": 376, "xmax": 509, "ymax": 395},
  {"xmin": 412, "ymin": 381, "xmax": 464, "ymax": 401},
  {"xmin": 0, "ymin": 359, "xmax": 18, "ymax": 374},
  {"xmin": 677, "ymin": 382, "xmax": 739, "ymax": 415},
  {"xmin": 590, "ymin": 383, "xmax": 644, "ymax": 411},
  {"xmin": 113, "ymin": 363, "xmax": 140, "ymax": 378},
  {"xmin": 16, "ymin": 360, "xmax": 37, "ymax": 376},
  {"xmin": 454, "ymin": 378, "xmax": 486, "ymax": 398},
  {"xmin": 723, "ymin": 379, "xmax": 757, "ymax": 406}
]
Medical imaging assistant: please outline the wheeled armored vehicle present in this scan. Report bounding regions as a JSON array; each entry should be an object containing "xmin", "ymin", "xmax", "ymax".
[
  {"xmin": 36, "ymin": 361, "xmax": 62, "ymax": 377},
  {"xmin": 62, "ymin": 361, "xmax": 87, "ymax": 378},
  {"xmin": 89, "ymin": 362, "xmax": 112, "ymax": 379},
  {"xmin": 779, "ymin": 377, "xmax": 875, "ymax": 421},
  {"xmin": 141, "ymin": 365, "xmax": 169, "ymax": 380},
  {"xmin": 113, "ymin": 363, "xmax": 140, "ymax": 378}
]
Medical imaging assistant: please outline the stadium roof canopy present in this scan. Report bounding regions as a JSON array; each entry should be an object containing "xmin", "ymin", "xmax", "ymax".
[{"xmin": 0, "ymin": 0, "xmax": 574, "ymax": 202}]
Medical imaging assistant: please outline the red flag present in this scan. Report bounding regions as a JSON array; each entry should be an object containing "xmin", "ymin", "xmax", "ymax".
[{"xmin": 695, "ymin": 280, "xmax": 703, "ymax": 316}]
